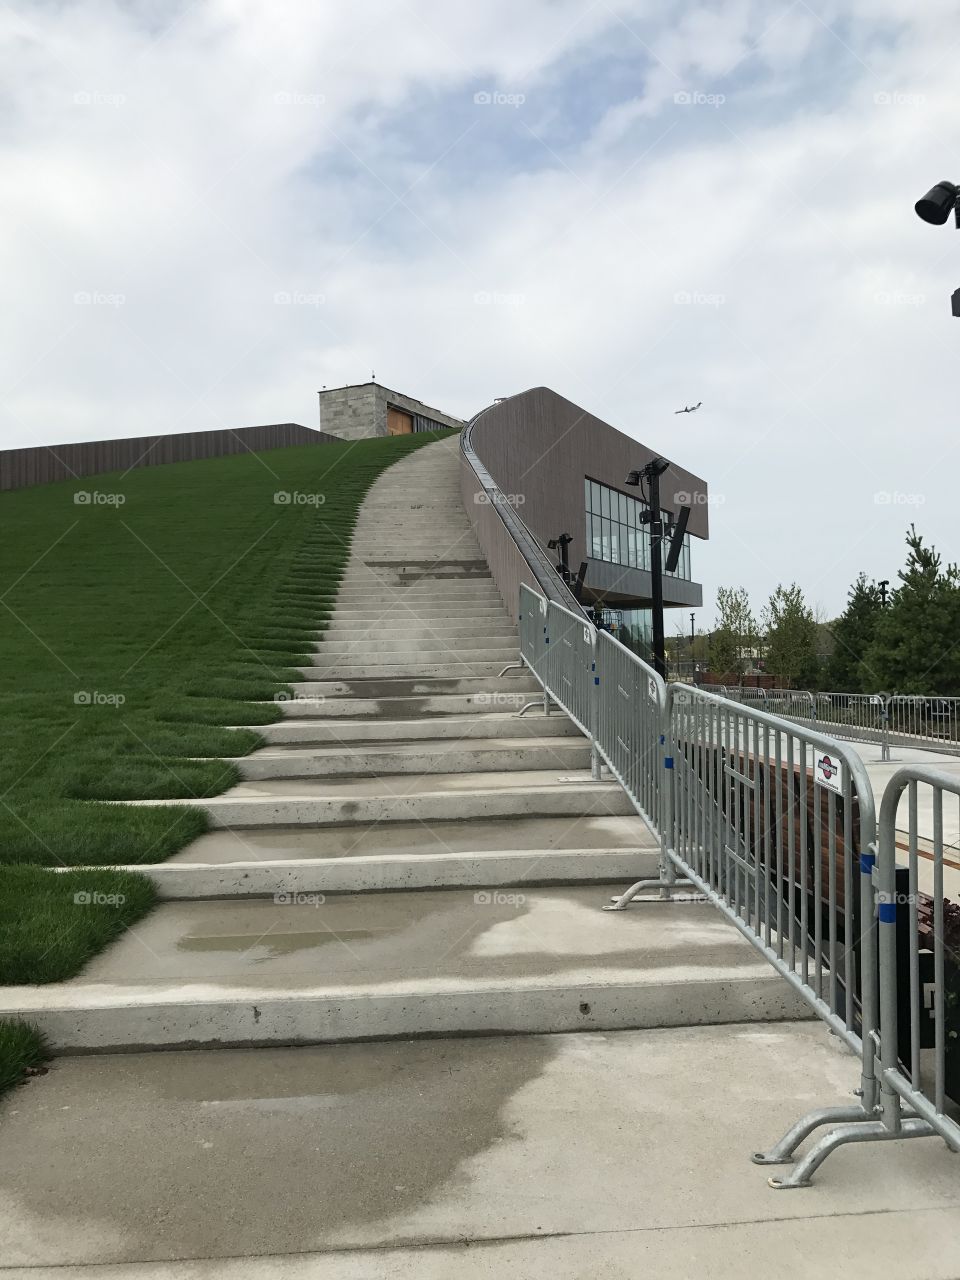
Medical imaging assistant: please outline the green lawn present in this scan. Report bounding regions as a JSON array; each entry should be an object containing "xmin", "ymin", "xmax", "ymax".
[{"xmin": 0, "ymin": 428, "xmax": 451, "ymax": 1009}]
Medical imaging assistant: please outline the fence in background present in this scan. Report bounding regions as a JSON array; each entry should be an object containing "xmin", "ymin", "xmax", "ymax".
[
  {"xmin": 520, "ymin": 586, "xmax": 960, "ymax": 1189},
  {"xmin": 719, "ymin": 687, "xmax": 960, "ymax": 760},
  {"xmin": 0, "ymin": 423, "xmax": 339, "ymax": 494}
]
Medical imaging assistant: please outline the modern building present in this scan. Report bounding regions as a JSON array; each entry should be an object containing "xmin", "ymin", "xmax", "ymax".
[
  {"xmin": 318, "ymin": 382, "xmax": 464, "ymax": 441},
  {"xmin": 460, "ymin": 386, "xmax": 708, "ymax": 661}
]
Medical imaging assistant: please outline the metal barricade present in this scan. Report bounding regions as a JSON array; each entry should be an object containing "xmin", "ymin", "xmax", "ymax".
[
  {"xmin": 594, "ymin": 628, "xmax": 666, "ymax": 834},
  {"xmin": 763, "ymin": 766, "xmax": 960, "ymax": 1186},
  {"xmin": 812, "ymin": 692, "xmax": 887, "ymax": 750},
  {"xmin": 885, "ymin": 696, "xmax": 960, "ymax": 757},
  {"xmin": 543, "ymin": 600, "xmax": 597, "ymax": 742},
  {"xmin": 518, "ymin": 582, "xmax": 549, "ymax": 691},
  {"xmin": 666, "ymin": 686, "xmax": 877, "ymax": 1046}
]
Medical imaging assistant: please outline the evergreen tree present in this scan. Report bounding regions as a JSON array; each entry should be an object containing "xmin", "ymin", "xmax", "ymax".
[
  {"xmin": 762, "ymin": 583, "xmax": 820, "ymax": 688},
  {"xmin": 826, "ymin": 573, "xmax": 884, "ymax": 692},
  {"xmin": 861, "ymin": 527, "xmax": 960, "ymax": 694}
]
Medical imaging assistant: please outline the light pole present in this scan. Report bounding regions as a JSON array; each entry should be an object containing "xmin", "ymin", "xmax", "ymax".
[
  {"xmin": 690, "ymin": 610, "xmax": 695, "ymax": 678},
  {"xmin": 626, "ymin": 458, "xmax": 669, "ymax": 679},
  {"xmin": 914, "ymin": 180, "xmax": 960, "ymax": 314}
]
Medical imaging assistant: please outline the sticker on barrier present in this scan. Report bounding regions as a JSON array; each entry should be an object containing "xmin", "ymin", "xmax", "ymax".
[{"xmin": 814, "ymin": 751, "xmax": 843, "ymax": 794}]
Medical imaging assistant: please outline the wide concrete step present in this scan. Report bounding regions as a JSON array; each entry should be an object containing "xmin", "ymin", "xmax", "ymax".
[
  {"xmin": 322, "ymin": 622, "xmax": 517, "ymax": 640},
  {"xmin": 296, "ymin": 661, "xmax": 523, "ymax": 679},
  {"xmin": 316, "ymin": 637, "xmax": 516, "ymax": 655},
  {"xmin": 254, "ymin": 711, "xmax": 581, "ymax": 745},
  {"xmin": 238, "ymin": 737, "xmax": 591, "ymax": 779},
  {"xmin": 112, "ymin": 847, "xmax": 657, "ymax": 899},
  {"xmin": 130, "ymin": 773, "xmax": 634, "ymax": 826},
  {"xmin": 328, "ymin": 606, "xmax": 510, "ymax": 621},
  {"xmin": 274, "ymin": 692, "xmax": 536, "ymax": 718},
  {"xmin": 169, "ymin": 812, "xmax": 655, "ymax": 862},
  {"xmin": 0, "ymin": 890, "xmax": 811, "ymax": 1051},
  {"xmin": 287, "ymin": 674, "xmax": 537, "ymax": 697},
  {"xmin": 332, "ymin": 585, "xmax": 501, "ymax": 599}
]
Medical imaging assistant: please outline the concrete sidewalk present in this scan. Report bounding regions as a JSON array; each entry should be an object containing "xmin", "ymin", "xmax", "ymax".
[{"xmin": 2, "ymin": 1023, "xmax": 958, "ymax": 1277}]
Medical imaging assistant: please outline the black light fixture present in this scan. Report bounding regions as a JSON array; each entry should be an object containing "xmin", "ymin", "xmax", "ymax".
[
  {"xmin": 547, "ymin": 531, "xmax": 573, "ymax": 583},
  {"xmin": 915, "ymin": 180, "xmax": 959, "ymax": 226},
  {"xmin": 914, "ymin": 181, "xmax": 960, "ymax": 315}
]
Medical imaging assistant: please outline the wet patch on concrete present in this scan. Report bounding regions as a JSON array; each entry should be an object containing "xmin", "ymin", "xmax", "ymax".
[{"xmin": 0, "ymin": 1036, "xmax": 559, "ymax": 1265}]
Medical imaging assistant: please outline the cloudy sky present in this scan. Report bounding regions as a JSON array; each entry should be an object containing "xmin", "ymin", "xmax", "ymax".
[{"xmin": 2, "ymin": 0, "xmax": 958, "ymax": 623}]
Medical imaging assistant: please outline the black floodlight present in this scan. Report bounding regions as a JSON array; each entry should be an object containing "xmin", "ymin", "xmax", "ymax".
[
  {"xmin": 915, "ymin": 180, "xmax": 959, "ymax": 226},
  {"xmin": 625, "ymin": 469, "xmax": 642, "ymax": 487},
  {"xmin": 664, "ymin": 504, "xmax": 691, "ymax": 574}
]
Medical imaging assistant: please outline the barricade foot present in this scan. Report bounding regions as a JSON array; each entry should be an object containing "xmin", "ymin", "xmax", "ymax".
[
  {"xmin": 603, "ymin": 878, "xmax": 697, "ymax": 910},
  {"xmin": 765, "ymin": 1117, "xmax": 934, "ymax": 1189},
  {"xmin": 752, "ymin": 1104, "xmax": 871, "ymax": 1166},
  {"xmin": 498, "ymin": 663, "xmax": 525, "ymax": 677}
]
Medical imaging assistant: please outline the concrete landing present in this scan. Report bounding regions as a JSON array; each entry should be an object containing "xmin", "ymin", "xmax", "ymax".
[{"xmin": 3, "ymin": 1024, "xmax": 958, "ymax": 1276}]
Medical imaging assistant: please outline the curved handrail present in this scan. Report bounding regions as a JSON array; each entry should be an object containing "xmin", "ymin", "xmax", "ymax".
[{"xmin": 461, "ymin": 401, "xmax": 581, "ymax": 610}]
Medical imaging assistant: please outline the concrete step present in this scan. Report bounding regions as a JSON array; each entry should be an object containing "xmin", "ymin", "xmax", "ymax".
[
  {"xmin": 273, "ymin": 692, "xmax": 538, "ymax": 718},
  {"xmin": 109, "ymin": 847, "xmax": 656, "ymax": 899},
  {"xmin": 316, "ymin": 637, "xmax": 517, "ymax": 655},
  {"xmin": 322, "ymin": 622, "xmax": 517, "ymax": 640},
  {"xmin": 287, "ymin": 675, "xmax": 537, "ymax": 697},
  {"xmin": 332, "ymin": 585, "xmax": 501, "ymax": 599},
  {"xmin": 296, "ymin": 661, "xmax": 524, "ymax": 679},
  {"xmin": 238, "ymin": 737, "xmax": 592, "ymax": 779},
  {"xmin": 328, "ymin": 606, "xmax": 511, "ymax": 620},
  {"xmin": 253, "ymin": 711, "xmax": 580, "ymax": 745},
  {"xmin": 128, "ymin": 772, "xmax": 634, "ymax": 826},
  {"xmin": 0, "ymin": 890, "xmax": 812, "ymax": 1051},
  {"xmin": 168, "ymin": 812, "xmax": 655, "ymax": 862}
]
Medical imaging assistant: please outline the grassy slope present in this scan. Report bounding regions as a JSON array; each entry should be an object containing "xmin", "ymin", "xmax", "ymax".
[{"xmin": 0, "ymin": 429, "xmax": 451, "ymax": 1006}]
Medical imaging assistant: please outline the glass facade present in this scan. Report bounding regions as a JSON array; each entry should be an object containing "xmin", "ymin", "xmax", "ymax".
[
  {"xmin": 584, "ymin": 478, "xmax": 691, "ymax": 581},
  {"xmin": 616, "ymin": 609, "xmax": 655, "ymax": 665}
]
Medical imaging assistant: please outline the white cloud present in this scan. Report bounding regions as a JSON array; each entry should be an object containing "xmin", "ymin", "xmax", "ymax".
[{"xmin": 1, "ymin": 0, "xmax": 959, "ymax": 621}]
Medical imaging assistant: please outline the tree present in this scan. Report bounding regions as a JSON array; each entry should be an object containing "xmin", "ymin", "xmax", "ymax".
[
  {"xmin": 861, "ymin": 527, "xmax": 960, "ymax": 695},
  {"xmin": 709, "ymin": 586, "xmax": 756, "ymax": 682},
  {"xmin": 826, "ymin": 573, "xmax": 884, "ymax": 692},
  {"xmin": 762, "ymin": 583, "xmax": 820, "ymax": 688}
]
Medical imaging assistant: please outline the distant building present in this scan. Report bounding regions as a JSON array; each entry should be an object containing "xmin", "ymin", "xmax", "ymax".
[{"xmin": 318, "ymin": 382, "xmax": 464, "ymax": 441}]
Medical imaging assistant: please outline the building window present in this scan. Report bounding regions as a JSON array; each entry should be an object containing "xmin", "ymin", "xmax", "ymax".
[{"xmin": 584, "ymin": 477, "xmax": 691, "ymax": 580}]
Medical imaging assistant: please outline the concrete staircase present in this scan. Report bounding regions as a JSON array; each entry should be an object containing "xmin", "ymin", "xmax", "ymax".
[{"xmin": 3, "ymin": 435, "xmax": 810, "ymax": 1049}]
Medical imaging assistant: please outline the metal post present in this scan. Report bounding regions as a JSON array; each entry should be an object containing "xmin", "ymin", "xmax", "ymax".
[
  {"xmin": 648, "ymin": 467, "xmax": 666, "ymax": 681},
  {"xmin": 590, "ymin": 628, "xmax": 602, "ymax": 781},
  {"xmin": 881, "ymin": 695, "xmax": 890, "ymax": 762}
]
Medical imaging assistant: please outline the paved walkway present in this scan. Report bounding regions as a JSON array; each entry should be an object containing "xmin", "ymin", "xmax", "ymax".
[{"xmin": 2, "ymin": 1025, "xmax": 959, "ymax": 1276}]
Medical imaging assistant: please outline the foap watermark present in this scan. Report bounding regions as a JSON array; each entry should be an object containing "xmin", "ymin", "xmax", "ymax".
[
  {"xmin": 672, "ymin": 490, "xmax": 725, "ymax": 507},
  {"xmin": 674, "ymin": 90, "xmax": 725, "ymax": 108},
  {"xmin": 74, "ymin": 890, "xmax": 126, "ymax": 906},
  {"xmin": 473, "ymin": 692, "xmax": 522, "ymax": 708},
  {"xmin": 674, "ymin": 290, "xmax": 725, "ymax": 307},
  {"xmin": 74, "ymin": 490, "xmax": 125, "ymax": 506},
  {"xmin": 473, "ymin": 89, "xmax": 525, "ymax": 107},
  {"xmin": 474, "ymin": 890, "xmax": 526, "ymax": 906},
  {"xmin": 474, "ymin": 492, "xmax": 525, "ymax": 507},
  {"xmin": 274, "ymin": 491, "xmax": 326, "ymax": 506},
  {"xmin": 874, "ymin": 290, "xmax": 925, "ymax": 307},
  {"xmin": 473, "ymin": 290, "xmax": 525, "ymax": 306},
  {"xmin": 274, "ymin": 290, "xmax": 325, "ymax": 307},
  {"xmin": 274, "ymin": 891, "xmax": 325, "ymax": 906},
  {"xmin": 74, "ymin": 291, "xmax": 125, "ymax": 307},
  {"xmin": 874, "ymin": 91, "xmax": 925, "ymax": 108},
  {"xmin": 274, "ymin": 91, "xmax": 325, "ymax": 107},
  {"xmin": 74, "ymin": 690, "xmax": 125, "ymax": 707},
  {"xmin": 874, "ymin": 491, "xmax": 926, "ymax": 506},
  {"xmin": 275, "ymin": 692, "xmax": 325, "ymax": 706},
  {"xmin": 73, "ymin": 90, "xmax": 126, "ymax": 107}
]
